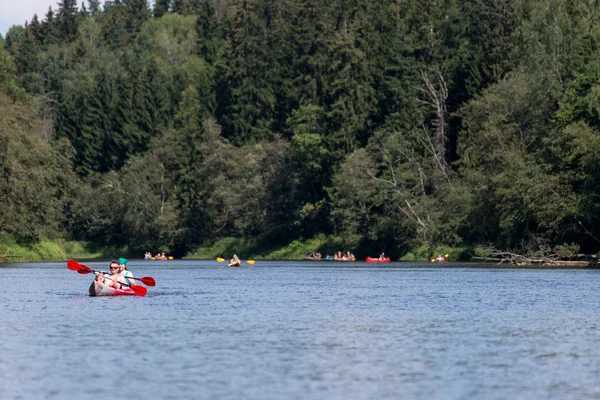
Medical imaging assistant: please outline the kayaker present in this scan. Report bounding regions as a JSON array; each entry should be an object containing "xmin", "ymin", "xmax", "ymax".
[
  {"xmin": 435, "ymin": 255, "xmax": 446, "ymax": 262},
  {"xmin": 117, "ymin": 257, "xmax": 136, "ymax": 287},
  {"xmin": 379, "ymin": 253, "xmax": 385, "ymax": 260},
  {"xmin": 228, "ymin": 254, "xmax": 241, "ymax": 267},
  {"xmin": 95, "ymin": 260, "xmax": 122, "ymax": 288}
]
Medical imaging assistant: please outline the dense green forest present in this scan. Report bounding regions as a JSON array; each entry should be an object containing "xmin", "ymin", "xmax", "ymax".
[{"xmin": 2, "ymin": 0, "xmax": 600, "ymax": 259}]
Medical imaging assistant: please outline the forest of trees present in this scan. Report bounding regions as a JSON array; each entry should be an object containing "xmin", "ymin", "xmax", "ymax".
[{"xmin": 2, "ymin": 0, "xmax": 600, "ymax": 258}]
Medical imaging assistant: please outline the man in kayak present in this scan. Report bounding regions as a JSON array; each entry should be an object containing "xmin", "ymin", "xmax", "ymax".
[
  {"xmin": 95, "ymin": 260, "xmax": 122, "ymax": 288},
  {"xmin": 117, "ymin": 257, "xmax": 136, "ymax": 287},
  {"xmin": 228, "ymin": 254, "xmax": 242, "ymax": 267}
]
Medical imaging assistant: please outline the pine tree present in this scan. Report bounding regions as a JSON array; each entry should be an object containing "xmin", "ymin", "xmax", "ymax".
[
  {"xmin": 15, "ymin": 27, "xmax": 39, "ymax": 77},
  {"xmin": 124, "ymin": 0, "xmax": 150, "ymax": 36},
  {"xmin": 103, "ymin": 0, "xmax": 129, "ymax": 48},
  {"xmin": 288, "ymin": 0, "xmax": 333, "ymax": 108},
  {"xmin": 41, "ymin": 7, "xmax": 60, "ymax": 48},
  {"xmin": 324, "ymin": 27, "xmax": 376, "ymax": 156},
  {"xmin": 88, "ymin": 0, "xmax": 101, "ymax": 16},
  {"xmin": 81, "ymin": 1, "xmax": 89, "ymax": 17},
  {"xmin": 56, "ymin": 0, "xmax": 81, "ymax": 42},
  {"xmin": 217, "ymin": 0, "xmax": 278, "ymax": 144},
  {"xmin": 29, "ymin": 15, "xmax": 43, "ymax": 43},
  {"xmin": 173, "ymin": 0, "xmax": 194, "ymax": 16},
  {"xmin": 195, "ymin": 0, "xmax": 220, "ymax": 64},
  {"xmin": 154, "ymin": 0, "xmax": 171, "ymax": 18}
]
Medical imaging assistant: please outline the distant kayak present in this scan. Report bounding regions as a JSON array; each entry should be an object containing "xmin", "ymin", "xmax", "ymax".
[
  {"xmin": 366, "ymin": 257, "xmax": 391, "ymax": 263},
  {"xmin": 303, "ymin": 251, "xmax": 322, "ymax": 261},
  {"xmin": 89, "ymin": 280, "xmax": 136, "ymax": 297},
  {"xmin": 228, "ymin": 262, "xmax": 241, "ymax": 268}
]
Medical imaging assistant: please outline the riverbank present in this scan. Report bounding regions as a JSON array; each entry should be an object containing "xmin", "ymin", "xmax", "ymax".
[
  {"xmin": 0, "ymin": 236, "xmax": 125, "ymax": 262},
  {"xmin": 0, "ymin": 234, "xmax": 471, "ymax": 263},
  {"xmin": 184, "ymin": 235, "xmax": 472, "ymax": 263}
]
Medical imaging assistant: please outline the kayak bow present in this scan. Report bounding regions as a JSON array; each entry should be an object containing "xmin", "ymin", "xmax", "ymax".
[{"xmin": 89, "ymin": 280, "xmax": 137, "ymax": 297}]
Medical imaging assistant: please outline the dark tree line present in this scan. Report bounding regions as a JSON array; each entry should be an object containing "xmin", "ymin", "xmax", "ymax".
[{"xmin": 2, "ymin": 0, "xmax": 600, "ymax": 258}]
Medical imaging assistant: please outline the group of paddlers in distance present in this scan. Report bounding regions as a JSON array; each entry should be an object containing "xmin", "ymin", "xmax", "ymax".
[
  {"xmin": 303, "ymin": 251, "xmax": 357, "ymax": 261},
  {"xmin": 144, "ymin": 252, "xmax": 170, "ymax": 260},
  {"xmin": 334, "ymin": 251, "xmax": 356, "ymax": 261},
  {"xmin": 431, "ymin": 254, "xmax": 449, "ymax": 263}
]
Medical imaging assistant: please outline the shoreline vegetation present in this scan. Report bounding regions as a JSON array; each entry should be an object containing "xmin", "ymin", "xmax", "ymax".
[
  {"xmin": 5, "ymin": 2, "xmax": 600, "ymax": 265},
  {"xmin": 2, "ymin": 235, "xmax": 597, "ymax": 267},
  {"xmin": 0, "ymin": 233, "xmax": 467, "ymax": 263}
]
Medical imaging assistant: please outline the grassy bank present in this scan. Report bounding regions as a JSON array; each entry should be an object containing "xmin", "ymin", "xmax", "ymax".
[
  {"xmin": 1, "ymin": 233, "xmax": 475, "ymax": 263},
  {"xmin": 0, "ymin": 234, "xmax": 131, "ymax": 262},
  {"xmin": 185, "ymin": 235, "xmax": 350, "ymax": 260},
  {"xmin": 186, "ymin": 235, "xmax": 475, "ymax": 262}
]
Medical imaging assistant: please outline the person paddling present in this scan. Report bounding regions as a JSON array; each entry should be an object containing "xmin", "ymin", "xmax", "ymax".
[
  {"xmin": 95, "ymin": 260, "xmax": 122, "ymax": 288},
  {"xmin": 228, "ymin": 254, "xmax": 242, "ymax": 267},
  {"xmin": 117, "ymin": 257, "xmax": 136, "ymax": 287}
]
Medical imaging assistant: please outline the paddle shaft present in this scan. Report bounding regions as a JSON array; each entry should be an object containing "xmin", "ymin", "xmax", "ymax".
[
  {"xmin": 67, "ymin": 260, "xmax": 155, "ymax": 286},
  {"xmin": 217, "ymin": 258, "xmax": 255, "ymax": 265}
]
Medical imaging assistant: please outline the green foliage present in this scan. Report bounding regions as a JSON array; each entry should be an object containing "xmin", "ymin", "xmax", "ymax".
[
  {"xmin": 195, "ymin": 0, "xmax": 220, "ymax": 64},
  {"xmin": 186, "ymin": 237, "xmax": 259, "ymax": 259},
  {"xmin": 216, "ymin": 0, "xmax": 281, "ymax": 144},
  {"xmin": 400, "ymin": 245, "xmax": 471, "ymax": 262},
  {"xmin": 154, "ymin": 0, "xmax": 171, "ymax": 18},
  {"xmin": 0, "ymin": 41, "xmax": 26, "ymax": 101},
  {"xmin": 0, "ymin": 92, "xmax": 80, "ymax": 245},
  {"xmin": 56, "ymin": 0, "xmax": 81, "ymax": 42},
  {"xmin": 8, "ymin": 0, "xmax": 600, "ymax": 259},
  {"xmin": 553, "ymin": 243, "xmax": 580, "ymax": 258}
]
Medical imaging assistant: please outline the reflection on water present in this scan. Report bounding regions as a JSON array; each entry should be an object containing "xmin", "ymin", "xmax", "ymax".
[{"xmin": 1, "ymin": 260, "xmax": 599, "ymax": 399}]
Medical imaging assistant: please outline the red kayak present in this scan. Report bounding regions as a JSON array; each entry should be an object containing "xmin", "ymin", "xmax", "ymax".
[
  {"xmin": 366, "ymin": 257, "xmax": 391, "ymax": 263},
  {"xmin": 89, "ymin": 280, "xmax": 136, "ymax": 296}
]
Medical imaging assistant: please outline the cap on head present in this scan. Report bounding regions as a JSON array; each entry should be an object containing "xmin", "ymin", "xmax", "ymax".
[{"xmin": 118, "ymin": 257, "xmax": 128, "ymax": 265}]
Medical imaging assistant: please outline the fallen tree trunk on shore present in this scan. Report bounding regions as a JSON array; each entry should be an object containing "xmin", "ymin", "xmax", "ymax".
[
  {"xmin": 472, "ymin": 251, "xmax": 598, "ymax": 267},
  {"xmin": 0, "ymin": 254, "xmax": 25, "ymax": 260}
]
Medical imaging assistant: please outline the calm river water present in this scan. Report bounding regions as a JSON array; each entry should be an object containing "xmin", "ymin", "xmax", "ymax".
[{"xmin": 1, "ymin": 260, "xmax": 600, "ymax": 399}]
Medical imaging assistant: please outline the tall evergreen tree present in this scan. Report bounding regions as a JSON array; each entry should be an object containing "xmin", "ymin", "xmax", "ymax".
[
  {"xmin": 323, "ymin": 6, "xmax": 376, "ymax": 156},
  {"xmin": 88, "ymin": 0, "xmax": 101, "ymax": 16},
  {"xmin": 124, "ymin": 0, "xmax": 150, "ymax": 36},
  {"xmin": 154, "ymin": 0, "xmax": 171, "ymax": 17},
  {"xmin": 29, "ymin": 15, "xmax": 43, "ymax": 43},
  {"xmin": 173, "ymin": 0, "xmax": 194, "ymax": 15},
  {"xmin": 14, "ymin": 27, "xmax": 38, "ymax": 77},
  {"xmin": 42, "ymin": 7, "xmax": 60, "ymax": 47},
  {"xmin": 288, "ymin": 0, "xmax": 332, "ymax": 109},
  {"xmin": 103, "ymin": 0, "xmax": 129, "ymax": 48},
  {"xmin": 217, "ymin": 0, "xmax": 279, "ymax": 144},
  {"xmin": 56, "ymin": 0, "xmax": 81, "ymax": 42},
  {"xmin": 195, "ymin": 0, "xmax": 220, "ymax": 64},
  {"xmin": 80, "ymin": 1, "xmax": 89, "ymax": 17}
]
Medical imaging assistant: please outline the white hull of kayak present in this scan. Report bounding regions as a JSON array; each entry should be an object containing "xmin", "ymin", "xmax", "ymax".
[{"xmin": 89, "ymin": 280, "xmax": 136, "ymax": 296}]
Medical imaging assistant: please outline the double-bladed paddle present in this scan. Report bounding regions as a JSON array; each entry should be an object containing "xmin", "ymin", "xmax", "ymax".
[
  {"xmin": 67, "ymin": 260, "xmax": 156, "ymax": 286},
  {"xmin": 67, "ymin": 260, "xmax": 153, "ymax": 296},
  {"xmin": 216, "ymin": 257, "xmax": 255, "ymax": 265}
]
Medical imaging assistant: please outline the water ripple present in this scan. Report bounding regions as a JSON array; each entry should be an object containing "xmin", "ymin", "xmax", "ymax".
[{"xmin": 1, "ymin": 262, "xmax": 599, "ymax": 399}]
